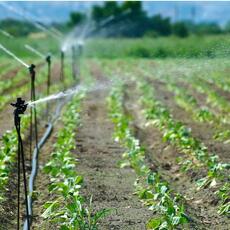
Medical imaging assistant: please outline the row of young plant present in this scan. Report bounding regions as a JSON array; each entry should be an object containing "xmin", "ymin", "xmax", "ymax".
[
  {"xmin": 201, "ymin": 69, "xmax": 230, "ymax": 93},
  {"xmin": 137, "ymin": 80, "xmax": 230, "ymax": 215},
  {"xmin": 42, "ymin": 92, "xmax": 108, "ymax": 230},
  {"xmin": 0, "ymin": 63, "xmax": 73, "ymax": 201},
  {"xmin": 166, "ymin": 82, "xmax": 230, "ymax": 143},
  {"xmin": 187, "ymin": 77, "xmax": 230, "ymax": 142},
  {"xmin": 107, "ymin": 82, "xmax": 190, "ymax": 230},
  {"xmin": 188, "ymin": 77, "xmax": 230, "ymax": 118},
  {"xmin": 137, "ymin": 60, "xmax": 230, "ymax": 143}
]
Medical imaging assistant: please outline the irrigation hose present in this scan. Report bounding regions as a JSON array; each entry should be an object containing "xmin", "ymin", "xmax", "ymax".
[{"xmin": 23, "ymin": 97, "xmax": 70, "ymax": 230}]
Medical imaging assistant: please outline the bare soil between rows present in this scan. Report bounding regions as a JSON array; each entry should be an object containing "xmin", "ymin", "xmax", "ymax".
[
  {"xmin": 149, "ymin": 78, "xmax": 230, "ymax": 163},
  {"xmin": 75, "ymin": 88, "xmax": 152, "ymax": 229},
  {"xmin": 124, "ymin": 81, "xmax": 230, "ymax": 230}
]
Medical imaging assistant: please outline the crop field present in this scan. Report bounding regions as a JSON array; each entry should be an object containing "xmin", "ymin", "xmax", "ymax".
[
  {"xmin": 0, "ymin": 2, "xmax": 230, "ymax": 230},
  {"xmin": 0, "ymin": 40, "xmax": 229, "ymax": 229}
]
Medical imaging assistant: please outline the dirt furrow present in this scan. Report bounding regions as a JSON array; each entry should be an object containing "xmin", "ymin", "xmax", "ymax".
[
  {"xmin": 151, "ymin": 79, "xmax": 230, "ymax": 162},
  {"xmin": 124, "ymin": 83, "xmax": 230, "ymax": 230},
  {"xmin": 75, "ymin": 88, "xmax": 152, "ymax": 230}
]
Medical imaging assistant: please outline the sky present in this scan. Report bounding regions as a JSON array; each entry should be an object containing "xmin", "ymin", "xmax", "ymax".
[{"xmin": 0, "ymin": 1, "xmax": 229, "ymax": 26}]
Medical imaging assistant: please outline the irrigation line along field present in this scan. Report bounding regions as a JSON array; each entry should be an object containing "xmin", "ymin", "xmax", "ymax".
[
  {"xmin": 0, "ymin": 51, "xmax": 75, "ymax": 229},
  {"xmin": 23, "ymin": 96, "xmax": 71, "ymax": 230},
  {"xmin": 22, "ymin": 67, "xmax": 79, "ymax": 228}
]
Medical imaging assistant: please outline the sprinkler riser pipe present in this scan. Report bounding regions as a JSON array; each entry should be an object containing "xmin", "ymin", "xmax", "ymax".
[
  {"xmin": 46, "ymin": 55, "xmax": 51, "ymax": 118},
  {"xmin": 11, "ymin": 98, "xmax": 30, "ymax": 230},
  {"xmin": 72, "ymin": 46, "xmax": 77, "ymax": 80},
  {"xmin": 60, "ymin": 51, "xmax": 65, "ymax": 84}
]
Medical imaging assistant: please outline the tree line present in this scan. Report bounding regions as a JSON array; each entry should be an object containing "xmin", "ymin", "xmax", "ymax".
[
  {"xmin": 68, "ymin": 1, "xmax": 230, "ymax": 38},
  {"xmin": 0, "ymin": 1, "xmax": 229, "ymax": 37}
]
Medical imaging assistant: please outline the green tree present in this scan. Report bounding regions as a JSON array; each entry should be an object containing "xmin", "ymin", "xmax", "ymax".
[
  {"xmin": 173, "ymin": 22, "xmax": 189, "ymax": 37},
  {"xmin": 194, "ymin": 23, "xmax": 222, "ymax": 35},
  {"xmin": 68, "ymin": 12, "xmax": 86, "ymax": 27},
  {"xmin": 122, "ymin": 1, "xmax": 142, "ymax": 14},
  {"xmin": 0, "ymin": 19, "xmax": 38, "ymax": 37},
  {"xmin": 92, "ymin": 2, "xmax": 121, "ymax": 23},
  {"xmin": 148, "ymin": 14, "xmax": 172, "ymax": 36}
]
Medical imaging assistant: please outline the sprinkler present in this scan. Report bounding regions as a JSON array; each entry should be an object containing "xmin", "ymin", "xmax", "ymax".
[
  {"xmin": 46, "ymin": 55, "xmax": 51, "ymax": 117},
  {"xmin": 28, "ymin": 64, "xmax": 39, "ymax": 168},
  {"xmin": 60, "ymin": 50, "xmax": 65, "ymax": 85},
  {"xmin": 11, "ymin": 98, "xmax": 30, "ymax": 230}
]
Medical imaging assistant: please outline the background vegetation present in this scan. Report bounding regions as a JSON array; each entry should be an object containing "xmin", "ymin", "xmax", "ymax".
[{"xmin": 0, "ymin": 1, "xmax": 230, "ymax": 59}]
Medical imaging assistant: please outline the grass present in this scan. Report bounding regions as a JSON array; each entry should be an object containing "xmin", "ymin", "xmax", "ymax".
[
  {"xmin": 84, "ymin": 35, "xmax": 230, "ymax": 59},
  {"xmin": 1, "ymin": 34, "xmax": 230, "ymax": 60},
  {"xmin": 0, "ymin": 35, "xmax": 59, "ymax": 59}
]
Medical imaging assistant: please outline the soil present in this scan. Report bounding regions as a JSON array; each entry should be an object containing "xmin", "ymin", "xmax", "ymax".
[
  {"xmin": 31, "ymin": 120, "xmax": 63, "ymax": 230},
  {"xmin": 150, "ymin": 79, "xmax": 230, "ymax": 163},
  {"xmin": 0, "ymin": 59, "xmax": 229, "ymax": 230},
  {"xmin": 0, "ymin": 62, "xmax": 63, "ymax": 229},
  {"xmin": 124, "ymin": 82, "xmax": 230, "ymax": 230},
  {"xmin": 75, "ymin": 88, "xmax": 152, "ymax": 229},
  {"xmin": 0, "ymin": 62, "xmax": 60, "ymax": 139}
]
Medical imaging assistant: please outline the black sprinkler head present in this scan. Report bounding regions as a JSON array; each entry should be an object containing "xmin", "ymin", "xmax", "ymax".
[
  {"xmin": 11, "ymin": 97, "xmax": 28, "ymax": 115},
  {"xmin": 46, "ymin": 55, "xmax": 51, "ymax": 64},
  {"xmin": 28, "ymin": 64, "xmax": 36, "ymax": 75}
]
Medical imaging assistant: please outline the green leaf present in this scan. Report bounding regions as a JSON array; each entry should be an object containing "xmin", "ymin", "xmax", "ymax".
[
  {"xmin": 146, "ymin": 217, "xmax": 162, "ymax": 229},
  {"xmin": 42, "ymin": 200, "xmax": 59, "ymax": 218},
  {"xmin": 60, "ymin": 225, "xmax": 70, "ymax": 230}
]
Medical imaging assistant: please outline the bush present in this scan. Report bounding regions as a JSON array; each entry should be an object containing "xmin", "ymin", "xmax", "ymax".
[{"xmin": 173, "ymin": 22, "xmax": 189, "ymax": 38}]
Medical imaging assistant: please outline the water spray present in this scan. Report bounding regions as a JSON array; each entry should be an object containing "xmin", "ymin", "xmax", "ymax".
[
  {"xmin": 11, "ymin": 98, "xmax": 30, "ymax": 230},
  {"xmin": 0, "ymin": 2, "xmax": 61, "ymax": 41},
  {"xmin": 0, "ymin": 28, "xmax": 13, "ymax": 38},
  {"xmin": 76, "ymin": 41, "xmax": 84, "ymax": 78},
  {"xmin": 50, "ymin": 26, "xmax": 63, "ymax": 37},
  {"xmin": 28, "ymin": 79, "xmax": 115, "ymax": 107},
  {"xmin": 0, "ymin": 43, "xmax": 29, "ymax": 68},
  {"xmin": 24, "ymin": 44, "xmax": 45, "ymax": 59}
]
